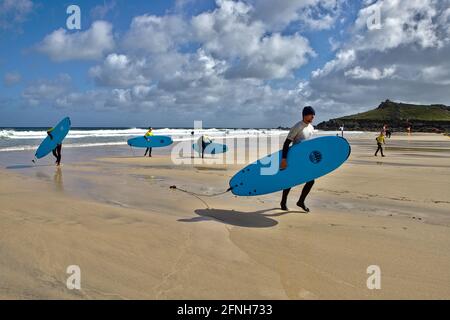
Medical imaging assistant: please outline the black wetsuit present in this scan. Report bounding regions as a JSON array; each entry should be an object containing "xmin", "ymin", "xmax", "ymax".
[
  {"xmin": 52, "ymin": 144, "xmax": 62, "ymax": 165},
  {"xmin": 375, "ymin": 143, "xmax": 384, "ymax": 156},
  {"xmin": 144, "ymin": 147, "xmax": 152, "ymax": 157},
  {"xmin": 280, "ymin": 139, "xmax": 315, "ymax": 210},
  {"xmin": 48, "ymin": 131, "xmax": 62, "ymax": 165},
  {"xmin": 201, "ymin": 139, "xmax": 207, "ymax": 159}
]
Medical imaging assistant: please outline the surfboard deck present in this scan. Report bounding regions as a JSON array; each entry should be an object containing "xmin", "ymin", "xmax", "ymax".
[
  {"xmin": 35, "ymin": 117, "xmax": 71, "ymax": 159},
  {"xmin": 127, "ymin": 135, "xmax": 173, "ymax": 148},
  {"xmin": 193, "ymin": 142, "xmax": 228, "ymax": 155},
  {"xmin": 229, "ymin": 136, "xmax": 351, "ymax": 196}
]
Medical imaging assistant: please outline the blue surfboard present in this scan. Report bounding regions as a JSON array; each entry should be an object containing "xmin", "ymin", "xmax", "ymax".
[
  {"xmin": 229, "ymin": 136, "xmax": 351, "ymax": 196},
  {"xmin": 127, "ymin": 135, "xmax": 173, "ymax": 148},
  {"xmin": 193, "ymin": 142, "xmax": 228, "ymax": 155},
  {"xmin": 35, "ymin": 117, "xmax": 71, "ymax": 159}
]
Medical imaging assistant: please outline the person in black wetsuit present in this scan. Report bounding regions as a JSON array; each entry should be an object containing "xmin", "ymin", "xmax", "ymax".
[
  {"xmin": 197, "ymin": 134, "xmax": 212, "ymax": 159},
  {"xmin": 47, "ymin": 127, "xmax": 62, "ymax": 166},
  {"xmin": 279, "ymin": 106, "xmax": 316, "ymax": 212}
]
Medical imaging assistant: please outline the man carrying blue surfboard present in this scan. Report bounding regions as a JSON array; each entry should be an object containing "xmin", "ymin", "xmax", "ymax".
[
  {"xmin": 47, "ymin": 127, "xmax": 62, "ymax": 166},
  {"xmin": 197, "ymin": 134, "xmax": 212, "ymax": 159},
  {"xmin": 279, "ymin": 106, "xmax": 316, "ymax": 212},
  {"xmin": 144, "ymin": 127, "xmax": 154, "ymax": 157}
]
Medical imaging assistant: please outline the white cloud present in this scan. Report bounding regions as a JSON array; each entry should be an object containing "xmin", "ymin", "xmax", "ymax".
[
  {"xmin": 248, "ymin": 0, "xmax": 346, "ymax": 30},
  {"xmin": 0, "ymin": 0, "xmax": 33, "ymax": 30},
  {"xmin": 225, "ymin": 32, "xmax": 314, "ymax": 79},
  {"xmin": 308, "ymin": 0, "xmax": 450, "ymax": 112},
  {"xmin": 89, "ymin": 53, "xmax": 150, "ymax": 87},
  {"xmin": 22, "ymin": 74, "xmax": 72, "ymax": 106},
  {"xmin": 344, "ymin": 66, "xmax": 396, "ymax": 80},
  {"xmin": 90, "ymin": 0, "xmax": 116, "ymax": 19},
  {"xmin": 37, "ymin": 21, "xmax": 115, "ymax": 61},
  {"xmin": 192, "ymin": 0, "xmax": 314, "ymax": 79},
  {"xmin": 353, "ymin": 0, "xmax": 448, "ymax": 51},
  {"xmin": 312, "ymin": 49, "xmax": 356, "ymax": 78},
  {"xmin": 123, "ymin": 14, "xmax": 189, "ymax": 54},
  {"xmin": 3, "ymin": 72, "xmax": 22, "ymax": 86}
]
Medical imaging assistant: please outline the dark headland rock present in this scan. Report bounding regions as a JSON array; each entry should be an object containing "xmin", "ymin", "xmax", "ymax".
[{"xmin": 316, "ymin": 100, "xmax": 450, "ymax": 133}]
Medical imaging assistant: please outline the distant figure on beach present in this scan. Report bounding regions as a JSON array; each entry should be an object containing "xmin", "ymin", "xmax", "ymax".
[
  {"xmin": 339, "ymin": 125, "xmax": 344, "ymax": 137},
  {"xmin": 383, "ymin": 124, "xmax": 392, "ymax": 138},
  {"xmin": 47, "ymin": 127, "xmax": 62, "ymax": 166},
  {"xmin": 406, "ymin": 126, "xmax": 412, "ymax": 136},
  {"xmin": 279, "ymin": 106, "xmax": 316, "ymax": 213},
  {"xmin": 386, "ymin": 129, "xmax": 392, "ymax": 138},
  {"xmin": 144, "ymin": 127, "xmax": 154, "ymax": 157},
  {"xmin": 197, "ymin": 134, "xmax": 212, "ymax": 159},
  {"xmin": 375, "ymin": 132, "xmax": 386, "ymax": 157}
]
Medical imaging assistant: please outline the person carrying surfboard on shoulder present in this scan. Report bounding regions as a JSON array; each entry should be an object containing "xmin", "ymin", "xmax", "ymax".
[
  {"xmin": 47, "ymin": 127, "xmax": 62, "ymax": 166},
  {"xmin": 197, "ymin": 134, "xmax": 212, "ymax": 159},
  {"xmin": 144, "ymin": 127, "xmax": 154, "ymax": 157},
  {"xmin": 279, "ymin": 106, "xmax": 316, "ymax": 212}
]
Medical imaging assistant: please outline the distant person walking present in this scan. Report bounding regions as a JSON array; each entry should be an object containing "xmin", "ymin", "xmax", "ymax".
[
  {"xmin": 406, "ymin": 126, "xmax": 412, "ymax": 136},
  {"xmin": 47, "ymin": 127, "xmax": 62, "ymax": 166},
  {"xmin": 383, "ymin": 124, "xmax": 392, "ymax": 138},
  {"xmin": 386, "ymin": 128, "xmax": 392, "ymax": 138},
  {"xmin": 374, "ymin": 132, "xmax": 386, "ymax": 157},
  {"xmin": 339, "ymin": 125, "xmax": 344, "ymax": 137},
  {"xmin": 144, "ymin": 127, "xmax": 154, "ymax": 157}
]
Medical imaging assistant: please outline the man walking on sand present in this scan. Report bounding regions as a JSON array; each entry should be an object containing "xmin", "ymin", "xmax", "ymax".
[
  {"xmin": 375, "ymin": 132, "xmax": 386, "ymax": 157},
  {"xmin": 144, "ymin": 127, "xmax": 154, "ymax": 157},
  {"xmin": 47, "ymin": 127, "xmax": 62, "ymax": 166},
  {"xmin": 279, "ymin": 106, "xmax": 316, "ymax": 212},
  {"xmin": 197, "ymin": 134, "xmax": 212, "ymax": 159}
]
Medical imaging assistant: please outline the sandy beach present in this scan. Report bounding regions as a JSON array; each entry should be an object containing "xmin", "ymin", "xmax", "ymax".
[{"xmin": 0, "ymin": 132, "xmax": 449, "ymax": 299}]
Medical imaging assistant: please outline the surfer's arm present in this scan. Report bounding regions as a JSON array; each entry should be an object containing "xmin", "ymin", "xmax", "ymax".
[
  {"xmin": 281, "ymin": 139, "xmax": 292, "ymax": 159},
  {"xmin": 280, "ymin": 139, "xmax": 292, "ymax": 170},
  {"xmin": 47, "ymin": 131, "xmax": 54, "ymax": 140}
]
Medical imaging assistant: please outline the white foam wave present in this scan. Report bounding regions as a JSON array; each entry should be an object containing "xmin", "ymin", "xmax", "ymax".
[{"xmin": 0, "ymin": 128, "xmax": 289, "ymax": 140}]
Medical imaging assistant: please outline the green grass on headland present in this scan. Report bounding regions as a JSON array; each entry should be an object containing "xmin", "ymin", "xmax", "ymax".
[{"xmin": 339, "ymin": 100, "xmax": 450, "ymax": 122}]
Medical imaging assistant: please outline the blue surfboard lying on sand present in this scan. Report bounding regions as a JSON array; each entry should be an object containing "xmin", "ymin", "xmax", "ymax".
[
  {"xmin": 127, "ymin": 135, "xmax": 173, "ymax": 148},
  {"xmin": 35, "ymin": 117, "xmax": 71, "ymax": 159},
  {"xmin": 193, "ymin": 142, "xmax": 228, "ymax": 155},
  {"xmin": 229, "ymin": 136, "xmax": 351, "ymax": 196}
]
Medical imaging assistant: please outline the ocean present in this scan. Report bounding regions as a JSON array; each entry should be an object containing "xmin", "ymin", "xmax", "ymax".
[{"xmin": 0, "ymin": 127, "xmax": 286, "ymax": 153}]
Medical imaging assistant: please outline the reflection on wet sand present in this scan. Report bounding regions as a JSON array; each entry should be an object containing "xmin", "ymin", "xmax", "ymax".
[{"xmin": 54, "ymin": 167, "xmax": 64, "ymax": 192}]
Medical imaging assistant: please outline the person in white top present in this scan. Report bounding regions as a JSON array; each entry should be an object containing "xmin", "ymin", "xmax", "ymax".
[
  {"xmin": 339, "ymin": 125, "xmax": 344, "ymax": 137},
  {"xmin": 279, "ymin": 106, "xmax": 316, "ymax": 212}
]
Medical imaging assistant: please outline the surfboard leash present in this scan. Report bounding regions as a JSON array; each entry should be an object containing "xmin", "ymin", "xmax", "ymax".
[
  {"xmin": 169, "ymin": 185, "xmax": 233, "ymax": 198},
  {"xmin": 169, "ymin": 186, "xmax": 233, "ymax": 210}
]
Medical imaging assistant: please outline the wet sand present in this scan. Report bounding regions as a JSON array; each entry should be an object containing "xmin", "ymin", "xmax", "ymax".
[{"xmin": 0, "ymin": 132, "xmax": 449, "ymax": 299}]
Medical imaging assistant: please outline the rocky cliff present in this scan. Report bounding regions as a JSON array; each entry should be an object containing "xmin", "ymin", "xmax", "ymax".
[{"xmin": 316, "ymin": 100, "xmax": 450, "ymax": 133}]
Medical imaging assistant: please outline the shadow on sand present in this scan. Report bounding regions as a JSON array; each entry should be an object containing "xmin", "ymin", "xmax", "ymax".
[
  {"xmin": 6, "ymin": 164, "xmax": 53, "ymax": 169},
  {"xmin": 178, "ymin": 207, "xmax": 304, "ymax": 228}
]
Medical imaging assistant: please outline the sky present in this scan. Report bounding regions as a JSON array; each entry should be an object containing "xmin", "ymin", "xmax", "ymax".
[{"xmin": 1, "ymin": 0, "xmax": 449, "ymax": 128}]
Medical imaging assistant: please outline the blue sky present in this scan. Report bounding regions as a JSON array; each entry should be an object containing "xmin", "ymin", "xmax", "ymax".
[{"xmin": 1, "ymin": 0, "xmax": 449, "ymax": 127}]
